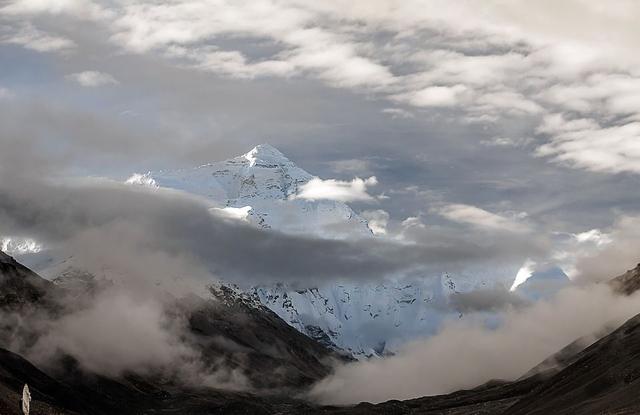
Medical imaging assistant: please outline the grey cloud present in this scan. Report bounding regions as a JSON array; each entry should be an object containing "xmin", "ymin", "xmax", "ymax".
[
  {"xmin": 573, "ymin": 215, "xmax": 640, "ymax": 284},
  {"xmin": 449, "ymin": 287, "xmax": 528, "ymax": 313}
]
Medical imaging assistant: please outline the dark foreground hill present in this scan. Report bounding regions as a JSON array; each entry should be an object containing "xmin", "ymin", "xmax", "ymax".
[
  {"xmin": 0, "ymin": 250, "xmax": 335, "ymax": 413},
  {"xmin": 3, "ymin": 251, "xmax": 640, "ymax": 414}
]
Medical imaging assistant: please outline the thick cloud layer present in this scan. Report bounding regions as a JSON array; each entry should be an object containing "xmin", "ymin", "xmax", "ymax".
[{"xmin": 0, "ymin": 175, "xmax": 548, "ymax": 286}]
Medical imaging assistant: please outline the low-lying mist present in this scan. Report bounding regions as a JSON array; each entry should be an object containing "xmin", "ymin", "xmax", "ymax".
[
  {"xmin": 309, "ymin": 283, "xmax": 640, "ymax": 404},
  {"xmin": 0, "ymin": 278, "xmax": 250, "ymax": 391}
]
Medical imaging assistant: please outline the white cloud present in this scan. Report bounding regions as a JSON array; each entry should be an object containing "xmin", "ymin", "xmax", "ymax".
[
  {"xmin": 292, "ymin": 176, "xmax": 378, "ymax": 202},
  {"xmin": 66, "ymin": 70, "xmax": 119, "ymax": 87},
  {"xmin": 536, "ymin": 115, "xmax": 640, "ymax": 174},
  {"xmin": 540, "ymin": 74, "xmax": 640, "ymax": 117},
  {"xmin": 0, "ymin": 87, "xmax": 13, "ymax": 99},
  {"xmin": 573, "ymin": 229, "xmax": 612, "ymax": 247},
  {"xmin": 109, "ymin": 1, "xmax": 394, "ymax": 87},
  {"xmin": 476, "ymin": 90, "xmax": 542, "ymax": 115},
  {"xmin": 401, "ymin": 216, "xmax": 425, "ymax": 229},
  {"xmin": 436, "ymin": 203, "xmax": 529, "ymax": 233},
  {"xmin": 480, "ymin": 136, "xmax": 532, "ymax": 148},
  {"xmin": 398, "ymin": 85, "xmax": 468, "ymax": 107},
  {"xmin": 361, "ymin": 209, "xmax": 389, "ymax": 235},
  {"xmin": 382, "ymin": 108, "xmax": 414, "ymax": 119},
  {"xmin": 2, "ymin": 24, "xmax": 75, "ymax": 52},
  {"xmin": 0, "ymin": 0, "xmax": 110, "ymax": 19},
  {"xmin": 405, "ymin": 50, "xmax": 529, "ymax": 87},
  {"xmin": 165, "ymin": 46, "xmax": 295, "ymax": 79}
]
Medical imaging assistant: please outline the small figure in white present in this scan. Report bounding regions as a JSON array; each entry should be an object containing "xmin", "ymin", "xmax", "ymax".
[{"xmin": 21, "ymin": 384, "xmax": 31, "ymax": 415}]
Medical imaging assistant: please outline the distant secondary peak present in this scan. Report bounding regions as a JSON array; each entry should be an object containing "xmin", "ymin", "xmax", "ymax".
[{"xmin": 243, "ymin": 144, "xmax": 290, "ymax": 167}]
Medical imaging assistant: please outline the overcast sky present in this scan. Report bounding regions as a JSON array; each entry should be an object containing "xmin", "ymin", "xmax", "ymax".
[{"xmin": 2, "ymin": 0, "xmax": 640, "ymax": 282}]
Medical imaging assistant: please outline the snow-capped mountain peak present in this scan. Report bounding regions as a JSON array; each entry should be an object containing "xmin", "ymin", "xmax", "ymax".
[
  {"xmin": 126, "ymin": 144, "xmax": 373, "ymax": 239},
  {"xmin": 243, "ymin": 143, "xmax": 291, "ymax": 167}
]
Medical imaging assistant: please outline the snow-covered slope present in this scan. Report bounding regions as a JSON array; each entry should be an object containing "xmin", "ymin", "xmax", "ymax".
[{"xmin": 252, "ymin": 273, "xmax": 491, "ymax": 357}]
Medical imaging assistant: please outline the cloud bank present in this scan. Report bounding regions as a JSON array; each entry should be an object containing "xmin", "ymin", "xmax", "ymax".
[{"xmin": 309, "ymin": 284, "xmax": 640, "ymax": 404}]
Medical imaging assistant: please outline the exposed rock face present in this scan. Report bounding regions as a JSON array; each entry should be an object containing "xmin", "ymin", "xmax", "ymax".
[
  {"xmin": 0, "ymin": 251, "xmax": 54, "ymax": 310},
  {"xmin": 185, "ymin": 284, "xmax": 340, "ymax": 389},
  {"xmin": 610, "ymin": 263, "xmax": 640, "ymax": 295}
]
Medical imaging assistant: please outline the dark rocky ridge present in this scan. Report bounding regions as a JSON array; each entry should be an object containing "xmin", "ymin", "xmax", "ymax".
[{"xmin": 0, "ymin": 250, "xmax": 56, "ymax": 310}]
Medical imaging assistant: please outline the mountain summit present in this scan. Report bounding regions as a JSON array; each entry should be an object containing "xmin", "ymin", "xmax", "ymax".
[
  {"xmin": 242, "ymin": 143, "xmax": 291, "ymax": 167},
  {"xmin": 127, "ymin": 144, "xmax": 373, "ymax": 238}
]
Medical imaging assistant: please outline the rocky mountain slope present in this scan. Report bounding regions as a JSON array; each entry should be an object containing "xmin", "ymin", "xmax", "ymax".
[
  {"xmin": 0, "ymin": 250, "xmax": 55, "ymax": 310},
  {"xmin": 503, "ymin": 310, "xmax": 640, "ymax": 414},
  {"xmin": 0, "ymin": 250, "xmax": 338, "ymax": 395},
  {"xmin": 610, "ymin": 263, "xmax": 640, "ymax": 295}
]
